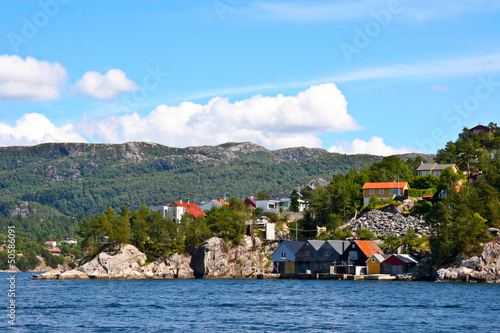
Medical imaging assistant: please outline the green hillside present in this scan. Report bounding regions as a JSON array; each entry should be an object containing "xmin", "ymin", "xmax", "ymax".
[{"xmin": 0, "ymin": 141, "xmax": 433, "ymax": 217}]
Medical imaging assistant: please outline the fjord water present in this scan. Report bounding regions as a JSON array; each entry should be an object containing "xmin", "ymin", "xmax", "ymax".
[{"xmin": 1, "ymin": 273, "xmax": 499, "ymax": 332}]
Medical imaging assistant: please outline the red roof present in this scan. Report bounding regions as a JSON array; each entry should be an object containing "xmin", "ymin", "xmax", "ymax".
[
  {"xmin": 469, "ymin": 124, "xmax": 491, "ymax": 133},
  {"xmin": 45, "ymin": 241, "xmax": 56, "ymax": 245},
  {"xmin": 354, "ymin": 240, "xmax": 383, "ymax": 257},
  {"xmin": 362, "ymin": 182, "xmax": 409, "ymax": 190},
  {"xmin": 171, "ymin": 202, "xmax": 207, "ymax": 219},
  {"xmin": 214, "ymin": 200, "xmax": 230, "ymax": 206},
  {"xmin": 47, "ymin": 247, "xmax": 62, "ymax": 254}
]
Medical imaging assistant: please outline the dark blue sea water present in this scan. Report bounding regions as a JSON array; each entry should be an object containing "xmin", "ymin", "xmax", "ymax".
[{"xmin": 1, "ymin": 272, "xmax": 500, "ymax": 332}]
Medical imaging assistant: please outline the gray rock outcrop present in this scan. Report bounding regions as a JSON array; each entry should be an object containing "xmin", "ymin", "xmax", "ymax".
[
  {"xmin": 437, "ymin": 241, "xmax": 500, "ymax": 283},
  {"xmin": 33, "ymin": 236, "xmax": 277, "ymax": 280},
  {"xmin": 190, "ymin": 236, "xmax": 276, "ymax": 278},
  {"xmin": 347, "ymin": 208, "xmax": 429, "ymax": 238}
]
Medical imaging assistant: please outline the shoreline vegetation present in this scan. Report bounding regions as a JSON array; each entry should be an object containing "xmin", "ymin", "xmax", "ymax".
[{"xmin": 2, "ymin": 123, "xmax": 500, "ymax": 283}]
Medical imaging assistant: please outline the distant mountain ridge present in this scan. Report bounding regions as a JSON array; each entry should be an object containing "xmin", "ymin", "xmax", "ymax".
[{"xmin": 0, "ymin": 141, "xmax": 434, "ymax": 217}]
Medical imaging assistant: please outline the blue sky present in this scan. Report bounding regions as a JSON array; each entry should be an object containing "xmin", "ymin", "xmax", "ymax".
[{"xmin": 1, "ymin": 0, "xmax": 500, "ymax": 155}]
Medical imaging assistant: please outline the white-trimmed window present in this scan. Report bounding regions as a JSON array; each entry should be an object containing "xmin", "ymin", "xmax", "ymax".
[
  {"xmin": 371, "ymin": 258, "xmax": 376, "ymax": 263},
  {"xmin": 379, "ymin": 189, "xmax": 384, "ymax": 194},
  {"xmin": 304, "ymin": 251, "xmax": 311, "ymax": 257},
  {"xmin": 389, "ymin": 189, "xmax": 399, "ymax": 195},
  {"xmin": 280, "ymin": 251, "xmax": 287, "ymax": 260},
  {"xmin": 369, "ymin": 189, "xmax": 374, "ymax": 195}
]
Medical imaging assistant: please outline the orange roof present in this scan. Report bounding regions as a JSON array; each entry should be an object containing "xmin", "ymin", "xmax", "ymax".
[
  {"xmin": 354, "ymin": 240, "xmax": 383, "ymax": 257},
  {"xmin": 214, "ymin": 201, "xmax": 230, "ymax": 206},
  {"xmin": 362, "ymin": 182, "xmax": 409, "ymax": 189},
  {"xmin": 172, "ymin": 202, "xmax": 207, "ymax": 219}
]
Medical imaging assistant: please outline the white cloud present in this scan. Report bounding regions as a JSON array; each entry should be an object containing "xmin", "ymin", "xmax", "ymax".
[
  {"xmin": 328, "ymin": 136, "xmax": 419, "ymax": 156},
  {"xmin": 0, "ymin": 54, "xmax": 67, "ymax": 101},
  {"xmin": 78, "ymin": 83, "xmax": 360, "ymax": 149},
  {"xmin": 72, "ymin": 69, "xmax": 138, "ymax": 100},
  {"xmin": 0, "ymin": 113, "xmax": 86, "ymax": 146}
]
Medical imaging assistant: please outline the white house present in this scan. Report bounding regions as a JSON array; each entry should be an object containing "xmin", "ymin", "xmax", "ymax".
[
  {"xmin": 199, "ymin": 199, "xmax": 230, "ymax": 212},
  {"xmin": 60, "ymin": 237, "xmax": 77, "ymax": 245},
  {"xmin": 256, "ymin": 198, "xmax": 307, "ymax": 213},
  {"xmin": 150, "ymin": 201, "xmax": 206, "ymax": 223}
]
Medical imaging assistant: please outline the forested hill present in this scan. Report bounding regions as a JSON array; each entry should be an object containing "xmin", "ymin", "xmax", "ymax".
[{"xmin": 0, "ymin": 141, "xmax": 432, "ymax": 217}]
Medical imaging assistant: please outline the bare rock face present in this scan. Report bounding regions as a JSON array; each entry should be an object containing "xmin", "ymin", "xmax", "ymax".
[
  {"xmin": 76, "ymin": 244, "xmax": 147, "ymax": 278},
  {"xmin": 139, "ymin": 253, "xmax": 194, "ymax": 279},
  {"xmin": 437, "ymin": 240, "xmax": 500, "ymax": 283},
  {"xmin": 190, "ymin": 236, "xmax": 277, "ymax": 278},
  {"xmin": 32, "ymin": 236, "xmax": 276, "ymax": 280}
]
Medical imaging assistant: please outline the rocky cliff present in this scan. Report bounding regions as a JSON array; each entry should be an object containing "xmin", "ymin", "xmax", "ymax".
[
  {"xmin": 33, "ymin": 236, "xmax": 277, "ymax": 280},
  {"xmin": 436, "ymin": 240, "xmax": 500, "ymax": 283}
]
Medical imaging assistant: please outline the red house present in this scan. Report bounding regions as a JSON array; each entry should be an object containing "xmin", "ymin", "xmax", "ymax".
[
  {"xmin": 244, "ymin": 197, "xmax": 257, "ymax": 209},
  {"xmin": 380, "ymin": 254, "xmax": 418, "ymax": 275},
  {"xmin": 469, "ymin": 124, "xmax": 491, "ymax": 134}
]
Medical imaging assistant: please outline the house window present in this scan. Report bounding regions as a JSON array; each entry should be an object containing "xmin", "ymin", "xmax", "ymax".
[
  {"xmin": 379, "ymin": 189, "xmax": 384, "ymax": 194},
  {"xmin": 280, "ymin": 251, "xmax": 287, "ymax": 260},
  {"xmin": 324, "ymin": 251, "xmax": 330, "ymax": 257},
  {"xmin": 369, "ymin": 189, "xmax": 374, "ymax": 195},
  {"xmin": 268, "ymin": 203, "xmax": 275, "ymax": 209},
  {"xmin": 349, "ymin": 251, "xmax": 358, "ymax": 260},
  {"xmin": 389, "ymin": 189, "xmax": 399, "ymax": 195},
  {"xmin": 371, "ymin": 258, "xmax": 376, "ymax": 263},
  {"xmin": 419, "ymin": 171, "xmax": 430, "ymax": 176},
  {"xmin": 304, "ymin": 251, "xmax": 311, "ymax": 257},
  {"xmin": 434, "ymin": 171, "xmax": 440, "ymax": 176}
]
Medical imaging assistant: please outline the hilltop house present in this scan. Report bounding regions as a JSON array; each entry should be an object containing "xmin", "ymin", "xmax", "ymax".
[
  {"xmin": 362, "ymin": 182, "xmax": 410, "ymax": 206},
  {"xmin": 415, "ymin": 163, "xmax": 459, "ymax": 177},
  {"xmin": 150, "ymin": 200, "xmax": 206, "ymax": 223},
  {"xmin": 469, "ymin": 124, "xmax": 491, "ymax": 134}
]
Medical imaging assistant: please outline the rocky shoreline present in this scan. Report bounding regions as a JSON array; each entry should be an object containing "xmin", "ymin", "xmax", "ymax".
[
  {"xmin": 29, "ymin": 235, "xmax": 500, "ymax": 284},
  {"xmin": 32, "ymin": 236, "xmax": 278, "ymax": 280},
  {"xmin": 436, "ymin": 241, "xmax": 500, "ymax": 283}
]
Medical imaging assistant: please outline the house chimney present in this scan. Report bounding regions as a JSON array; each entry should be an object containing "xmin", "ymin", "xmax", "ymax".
[
  {"xmin": 179, "ymin": 198, "xmax": 182, "ymax": 204},
  {"xmin": 187, "ymin": 198, "xmax": 190, "ymax": 204}
]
